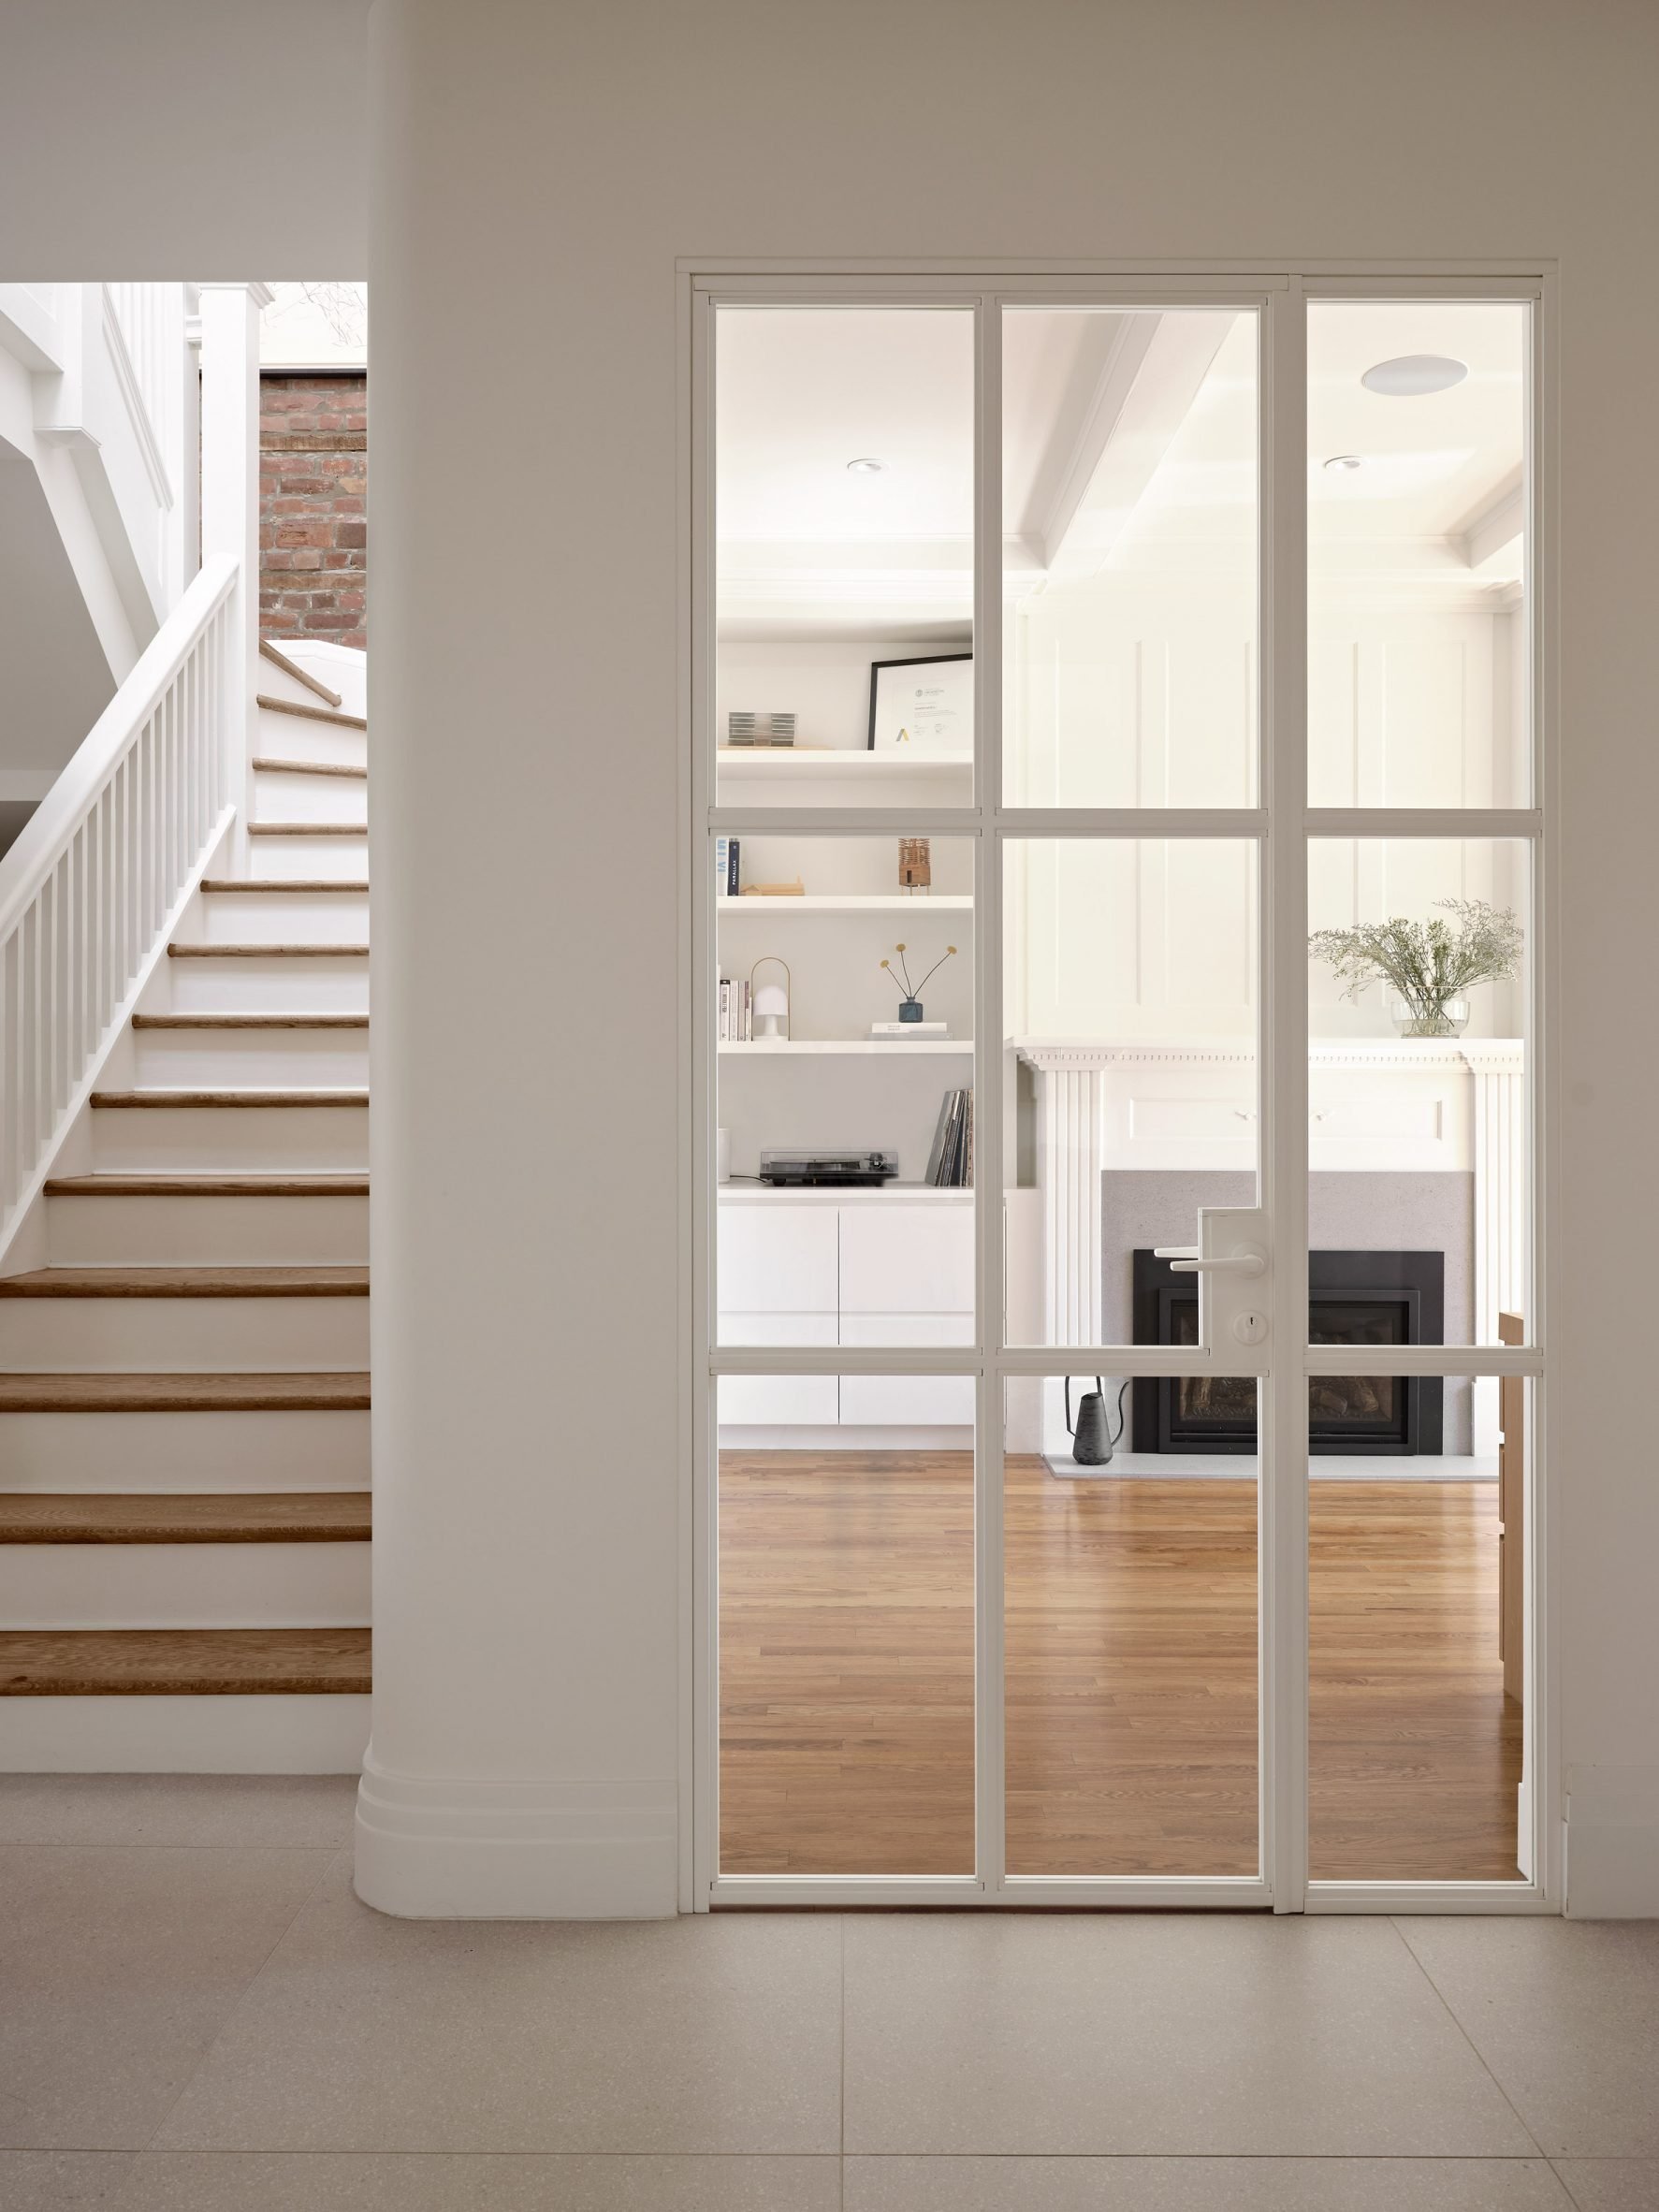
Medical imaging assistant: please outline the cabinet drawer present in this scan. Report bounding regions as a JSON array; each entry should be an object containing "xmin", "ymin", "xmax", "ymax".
[
  {"xmin": 718, "ymin": 1204, "xmax": 837, "ymax": 1311},
  {"xmin": 838, "ymin": 1205, "xmax": 974, "ymax": 1314},
  {"xmin": 838, "ymin": 1313, "xmax": 974, "ymax": 1349},
  {"xmin": 718, "ymin": 1312, "xmax": 837, "ymax": 1349},
  {"xmin": 838, "ymin": 1373, "xmax": 975, "ymax": 1426},
  {"xmin": 719, "ymin": 1373, "xmax": 840, "ymax": 1427}
]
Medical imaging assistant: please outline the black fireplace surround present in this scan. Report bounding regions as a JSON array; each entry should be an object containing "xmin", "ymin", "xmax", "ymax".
[{"xmin": 1131, "ymin": 1248, "xmax": 1445, "ymax": 1455}]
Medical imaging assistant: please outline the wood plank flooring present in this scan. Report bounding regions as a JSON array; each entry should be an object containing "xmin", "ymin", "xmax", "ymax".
[{"xmin": 718, "ymin": 1451, "xmax": 1522, "ymax": 1883}]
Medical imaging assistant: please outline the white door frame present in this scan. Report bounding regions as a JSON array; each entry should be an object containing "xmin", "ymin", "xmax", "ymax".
[{"xmin": 679, "ymin": 261, "xmax": 1557, "ymax": 1916}]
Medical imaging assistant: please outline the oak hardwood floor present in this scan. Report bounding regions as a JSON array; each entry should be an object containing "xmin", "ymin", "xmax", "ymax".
[{"xmin": 718, "ymin": 1451, "xmax": 1522, "ymax": 1883}]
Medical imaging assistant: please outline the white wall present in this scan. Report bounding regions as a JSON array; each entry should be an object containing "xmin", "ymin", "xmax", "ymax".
[{"xmin": 8, "ymin": 0, "xmax": 1657, "ymax": 1916}]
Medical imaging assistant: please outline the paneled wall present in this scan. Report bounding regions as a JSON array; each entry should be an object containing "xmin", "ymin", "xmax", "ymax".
[{"xmin": 1010, "ymin": 578, "xmax": 1524, "ymax": 1041}]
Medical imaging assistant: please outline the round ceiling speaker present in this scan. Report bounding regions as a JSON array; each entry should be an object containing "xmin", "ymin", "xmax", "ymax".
[{"xmin": 1361, "ymin": 355, "xmax": 1468, "ymax": 397}]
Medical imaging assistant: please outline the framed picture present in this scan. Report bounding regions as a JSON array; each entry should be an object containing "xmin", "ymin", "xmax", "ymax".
[{"xmin": 867, "ymin": 653, "xmax": 972, "ymax": 755}]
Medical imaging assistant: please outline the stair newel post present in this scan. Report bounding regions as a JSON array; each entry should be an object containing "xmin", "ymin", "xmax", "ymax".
[{"xmin": 197, "ymin": 282, "xmax": 271, "ymax": 873}]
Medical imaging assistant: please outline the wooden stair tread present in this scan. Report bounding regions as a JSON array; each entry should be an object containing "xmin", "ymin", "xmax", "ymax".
[
  {"xmin": 133, "ymin": 1013, "xmax": 369, "ymax": 1029},
  {"xmin": 0, "ymin": 1627, "xmax": 371, "ymax": 1695},
  {"xmin": 201, "ymin": 880, "xmax": 369, "ymax": 894},
  {"xmin": 43, "ymin": 1174, "xmax": 370, "ymax": 1196},
  {"xmin": 259, "ymin": 640, "xmax": 343, "ymax": 709},
  {"xmin": 0, "ymin": 1493, "xmax": 371, "ymax": 1544},
  {"xmin": 253, "ymin": 756, "xmax": 368, "ymax": 780},
  {"xmin": 256, "ymin": 691, "xmax": 367, "ymax": 732},
  {"xmin": 0, "ymin": 1266, "xmax": 369, "ymax": 1298},
  {"xmin": 92, "ymin": 1089, "xmax": 369, "ymax": 1108},
  {"xmin": 0, "ymin": 1371, "xmax": 369, "ymax": 1411},
  {"xmin": 168, "ymin": 942, "xmax": 369, "ymax": 958},
  {"xmin": 248, "ymin": 823, "xmax": 367, "ymax": 837}
]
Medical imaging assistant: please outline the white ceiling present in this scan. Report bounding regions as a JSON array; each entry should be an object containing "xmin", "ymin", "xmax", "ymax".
[{"xmin": 714, "ymin": 298, "xmax": 1525, "ymax": 633}]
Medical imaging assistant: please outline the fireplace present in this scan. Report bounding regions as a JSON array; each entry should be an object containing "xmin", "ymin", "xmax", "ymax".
[{"xmin": 1131, "ymin": 1249, "xmax": 1445, "ymax": 1454}]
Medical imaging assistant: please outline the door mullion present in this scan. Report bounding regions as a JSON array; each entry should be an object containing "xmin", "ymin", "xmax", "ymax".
[{"xmin": 1263, "ymin": 279, "xmax": 1310, "ymax": 1913}]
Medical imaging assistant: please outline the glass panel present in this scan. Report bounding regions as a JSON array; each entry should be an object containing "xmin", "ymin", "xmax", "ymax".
[
  {"xmin": 715, "ymin": 308, "xmax": 974, "ymax": 809},
  {"xmin": 1001, "ymin": 307, "xmax": 1259, "ymax": 807},
  {"xmin": 1003, "ymin": 838, "xmax": 1259, "ymax": 1349},
  {"xmin": 1308, "ymin": 837, "xmax": 1531, "ymax": 1347},
  {"xmin": 1004, "ymin": 1375, "xmax": 1259, "ymax": 1875},
  {"xmin": 717, "ymin": 1375, "xmax": 975, "ymax": 1875},
  {"xmin": 715, "ymin": 833, "xmax": 974, "ymax": 1346},
  {"xmin": 1309, "ymin": 1374, "xmax": 1528, "ymax": 1881},
  {"xmin": 1308, "ymin": 300, "xmax": 1529, "ymax": 807}
]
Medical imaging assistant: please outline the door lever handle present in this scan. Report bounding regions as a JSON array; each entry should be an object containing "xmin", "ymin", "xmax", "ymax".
[{"xmin": 1152, "ymin": 1244, "xmax": 1199, "ymax": 1259}]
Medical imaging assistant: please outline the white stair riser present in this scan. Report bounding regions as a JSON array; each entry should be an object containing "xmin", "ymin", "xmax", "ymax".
[
  {"xmin": 134, "ymin": 1031, "xmax": 371, "ymax": 1087},
  {"xmin": 166, "ymin": 954, "xmax": 369, "ymax": 1013},
  {"xmin": 193, "ymin": 891, "xmax": 370, "ymax": 946},
  {"xmin": 46, "ymin": 1193, "xmax": 369, "ymax": 1267},
  {"xmin": 91, "ymin": 1105, "xmax": 369, "ymax": 1173},
  {"xmin": 0, "ymin": 1542, "xmax": 371, "ymax": 1630},
  {"xmin": 279, "ymin": 643, "xmax": 367, "ymax": 720},
  {"xmin": 253, "ymin": 769, "xmax": 368, "ymax": 825},
  {"xmin": 247, "ymin": 836, "xmax": 370, "ymax": 880},
  {"xmin": 255, "ymin": 703, "xmax": 367, "ymax": 770},
  {"xmin": 0, "ymin": 1409, "xmax": 369, "ymax": 1491},
  {"xmin": 0, "ymin": 1695, "xmax": 371, "ymax": 1773},
  {"xmin": 0, "ymin": 1296, "xmax": 370, "ymax": 1372}
]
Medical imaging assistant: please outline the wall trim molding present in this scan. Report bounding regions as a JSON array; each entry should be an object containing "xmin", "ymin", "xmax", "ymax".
[
  {"xmin": 353, "ymin": 1752, "xmax": 678, "ymax": 1920},
  {"xmin": 1016, "ymin": 1037, "xmax": 1526, "ymax": 1075}
]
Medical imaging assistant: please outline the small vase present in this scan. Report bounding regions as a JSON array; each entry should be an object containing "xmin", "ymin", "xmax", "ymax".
[
  {"xmin": 898, "ymin": 998, "xmax": 924, "ymax": 1024},
  {"xmin": 1389, "ymin": 996, "xmax": 1470, "ymax": 1039}
]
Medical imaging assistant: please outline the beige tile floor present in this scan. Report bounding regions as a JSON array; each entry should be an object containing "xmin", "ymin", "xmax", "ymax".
[{"xmin": 1, "ymin": 1777, "xmax": 1656, "ymax": 2210}]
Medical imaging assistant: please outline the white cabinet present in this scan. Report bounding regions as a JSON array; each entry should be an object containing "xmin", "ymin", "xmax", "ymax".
[{"xmin": 718, "ymin": 1199, "xmax": 974, "ymax": 1433}]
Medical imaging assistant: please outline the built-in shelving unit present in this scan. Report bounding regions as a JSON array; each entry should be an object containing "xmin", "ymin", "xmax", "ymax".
[
  {"xmin": 717, "ymin": 894, "xmax": 973, "ymax": 914},
  {"xmin": 718, "ymin": 1039, "xmax": 971, "ymax": 1055},
  {"xmin": 716, "ymin": 749, "xmax": 972, "ymax": 779}
]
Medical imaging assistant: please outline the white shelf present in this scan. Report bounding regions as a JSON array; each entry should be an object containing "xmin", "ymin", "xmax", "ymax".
[
  {"xmin": 716, "ymin": 749, "xmax": 972, "ymax": 776},
  {"xmin": 718, "ymin": 1039, "xmax": 972, "ymax": 1055},
  {"xmin": 717, "ymin": 895, "xmax": 973, "ymax": 914}
]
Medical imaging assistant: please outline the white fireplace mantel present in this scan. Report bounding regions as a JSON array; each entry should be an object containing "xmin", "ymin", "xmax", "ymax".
[{"xmin": 1011, "ymin": 1038, "xmax": 1527, "ymax": 1417}]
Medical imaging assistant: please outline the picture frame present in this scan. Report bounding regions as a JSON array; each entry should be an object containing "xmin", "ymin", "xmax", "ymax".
[{"xmin": 867, "ymin": 652, "xmax": 972, "ymax": 755}]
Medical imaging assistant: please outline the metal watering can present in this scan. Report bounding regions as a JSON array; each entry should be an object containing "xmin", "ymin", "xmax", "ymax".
[{"xmin": 1065, "ymin": 1375, "xmax": 1128, "ymax": 1467}]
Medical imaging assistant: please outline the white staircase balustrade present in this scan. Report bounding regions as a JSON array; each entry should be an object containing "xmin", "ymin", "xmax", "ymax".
[{"xmin": 0, "ymin": 556, "xmax": 240, "ymax": 1256}]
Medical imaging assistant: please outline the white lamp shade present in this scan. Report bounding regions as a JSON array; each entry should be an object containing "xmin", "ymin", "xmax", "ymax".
[{"xmin": 754, "ymin": 981, "xmax": 789, "ymax": 1020}]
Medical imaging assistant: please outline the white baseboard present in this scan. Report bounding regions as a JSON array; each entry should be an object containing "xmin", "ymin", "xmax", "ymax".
[
  {"xmin": 1565, "ymin": 1763, "xmax": 1659, "ymax": 1916},
  {"xmin": 353, "ymin": 1752, "xmax": 678, "ymax": 1919},
  {"xmin": 0, "ymin": 1695, "xmax": 370, "ymax": 1772}
]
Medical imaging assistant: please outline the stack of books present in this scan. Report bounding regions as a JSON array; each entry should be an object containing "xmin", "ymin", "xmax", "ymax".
[
  {"xmin": 714, "ymin": 836, "xmax": 741, "ymax": 896},
  {"xmin": 870, "ymin": 1019, "xmax": 951, "ymax": 1040},
  {"xmin": 924, "ymin": 1088, "xmax": 973, "ymax": 1187},
  {"xmin": 718, "ymin": 978, "xmax": 752, "ymax": 1041},
  {"xmin": 727, "ymin": 711, "xmax": 796, "ymax": 748}
]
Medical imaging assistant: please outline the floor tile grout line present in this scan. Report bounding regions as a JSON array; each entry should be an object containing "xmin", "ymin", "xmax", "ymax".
[
  {"xmin": 1548, "ymin": 2156, "xmax": 1593, "ymax": 2211},
  {"xmin": 1387, "ymin": 1914, "xmax": 1549, "ymax": 2161},
  {"xmin": 133, "ymin": 1841, "xmax": 348, "ymax": 2157}
]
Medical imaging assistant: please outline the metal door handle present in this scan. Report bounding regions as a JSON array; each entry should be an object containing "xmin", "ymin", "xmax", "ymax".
[{"xmin": 1152, "ymin": 1244, "xmax": 1199, "ymax": 1259}]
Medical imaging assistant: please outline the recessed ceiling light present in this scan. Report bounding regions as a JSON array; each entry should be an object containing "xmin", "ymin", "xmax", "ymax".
[
  {"xmin": 1361, "ymin": 355, "xmax": 1468, "ymax": 397},
  {"xmin": 846, "ymin": 457, "xmax": 883, "ymax": 474},
  {"xmin": 1324, "ymin": 454, "xmax": 1363, "ymax": 473}
]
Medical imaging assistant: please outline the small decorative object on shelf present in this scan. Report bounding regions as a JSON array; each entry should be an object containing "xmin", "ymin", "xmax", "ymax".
[
  {"xmin": 727, "ymin": 710, "xmax": 796, "ymax": 748},
  {"xmin": 1309, "ymin": 898, "xmax": 1521, "ymax": 1039},
  {"xmin": 880, "ymin": 940, "xmax": 957, "ymax": 1025},
  {"xmin": 898, "ymin": 837, "xmax": 932, "ymax": 892},
  {"xmin": 739, "ymin": 877, "xmax": 805, "ymax": 896},
  {"xmin": 749, "ymin": 954, "xmax": 792, "ymax": 1040}
]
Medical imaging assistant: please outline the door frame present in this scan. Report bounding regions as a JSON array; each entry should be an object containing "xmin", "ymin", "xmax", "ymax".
[{"xmin": 677, "ymin": 260, "xmax": 1557, "ymax": 1915}]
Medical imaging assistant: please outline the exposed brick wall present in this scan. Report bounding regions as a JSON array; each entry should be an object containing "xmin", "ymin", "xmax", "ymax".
[{"xmin": 259, "ymin": 373, "xmax": 367, "ymax": 649}]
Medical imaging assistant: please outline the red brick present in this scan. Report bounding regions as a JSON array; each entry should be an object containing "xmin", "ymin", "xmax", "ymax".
[{"xmin": 260, "ymin": 372, "xmax": 369, "ymax": 649}]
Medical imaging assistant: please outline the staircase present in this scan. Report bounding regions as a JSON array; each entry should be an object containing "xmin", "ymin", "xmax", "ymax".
[{"xmin": 0, "ymin": 639, "xmax": 372, "ymax": 1770}]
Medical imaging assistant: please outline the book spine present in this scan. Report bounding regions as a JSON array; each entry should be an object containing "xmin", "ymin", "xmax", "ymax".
[
  {"xmin": 715, "ymin": 836, "xmax": 729, "ymax": 899},
  {"xmin": 728, "ymin": 837, "xmax": 740, "ymax": 896}
]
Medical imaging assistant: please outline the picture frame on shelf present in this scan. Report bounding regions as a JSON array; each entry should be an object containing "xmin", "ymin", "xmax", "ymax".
[{"xmin": 867, "ymin": 653, "xmax": 972, "ymax": 755}]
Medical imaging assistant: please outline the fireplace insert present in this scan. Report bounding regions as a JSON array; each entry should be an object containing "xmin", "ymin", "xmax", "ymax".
[{"xmin": 1131, "ymin": 1248, "xmax": 1444, "ymax": 1454}]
